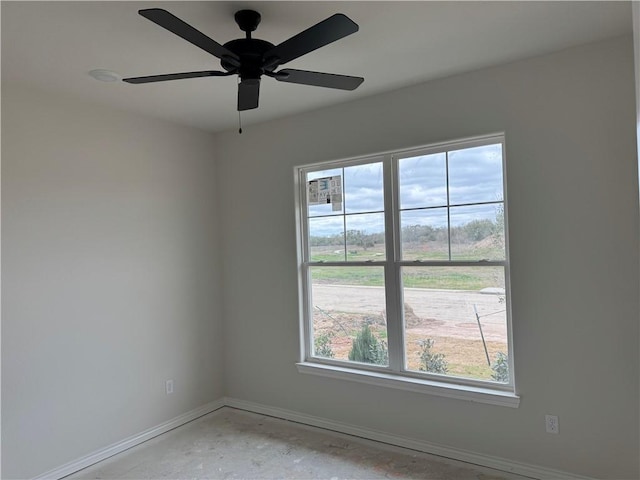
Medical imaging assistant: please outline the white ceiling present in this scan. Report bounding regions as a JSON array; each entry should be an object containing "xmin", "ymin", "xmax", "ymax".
[{"xmin": 1, "ymin": 1, "xmax": 632, "ymax": 133}]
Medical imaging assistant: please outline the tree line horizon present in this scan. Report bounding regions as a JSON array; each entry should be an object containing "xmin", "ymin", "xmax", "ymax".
[{"xmin": 310, "ymin": 215, "xmax": 504, "ymax": 250}]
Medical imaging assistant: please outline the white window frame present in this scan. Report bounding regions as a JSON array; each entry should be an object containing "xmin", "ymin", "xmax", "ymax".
[{"xmin": 294, "ymin": 133, "xmax": 519, "ymax": 407}]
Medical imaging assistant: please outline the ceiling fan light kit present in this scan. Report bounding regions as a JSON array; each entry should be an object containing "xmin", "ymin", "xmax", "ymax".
[{"xmin": 123, "ymin": 8, "xmax": 364, "ymax": 113}]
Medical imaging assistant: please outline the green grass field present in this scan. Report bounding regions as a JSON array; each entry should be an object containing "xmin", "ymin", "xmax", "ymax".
[{"xmin": 310, "ymin": 242, "xmax": 505, "ymax": 291}]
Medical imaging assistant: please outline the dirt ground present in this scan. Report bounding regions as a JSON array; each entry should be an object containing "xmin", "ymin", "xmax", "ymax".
[{"xmin": 312, "ymin": 284, "xmax": 508, "ymax": 379}]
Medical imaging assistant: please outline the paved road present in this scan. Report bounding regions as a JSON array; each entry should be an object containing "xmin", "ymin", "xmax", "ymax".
[{"xmin": 311, "ymin": 284, "xmax": 507, "ymax": 341}]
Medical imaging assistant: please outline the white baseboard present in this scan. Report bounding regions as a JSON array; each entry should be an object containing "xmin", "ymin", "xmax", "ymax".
[
  {"xmin": 223, "ymin": 397, "xmax": 594, "ymax": 480},
  {"xmin": 33, "ymin": 397, "xmax": 594, "ymax": 480},
  {"xmin": 33, "ymin": 399, "xmax": 225, "ymax": 480}
]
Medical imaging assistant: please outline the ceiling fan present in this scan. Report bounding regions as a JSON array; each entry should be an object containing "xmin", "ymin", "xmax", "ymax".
[{"xmin": 123, "ymin": 8, "xmax": 364, "ymax": 111}]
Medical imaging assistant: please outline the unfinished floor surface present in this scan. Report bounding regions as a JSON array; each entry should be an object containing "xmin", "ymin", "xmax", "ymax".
[{"xmin": 67, "ymin": 407, "xmax": 527, "ymax": 479}]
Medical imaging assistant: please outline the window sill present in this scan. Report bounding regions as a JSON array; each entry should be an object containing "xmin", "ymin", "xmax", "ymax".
[{"xmin": 296, "ymin": 362, "xmax": 520, "ymax": 408}]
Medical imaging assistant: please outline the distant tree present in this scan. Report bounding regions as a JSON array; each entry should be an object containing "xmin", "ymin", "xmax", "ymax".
[
  {"xmin": 309, "ymin": 233, "xmax": 345, "ymax": 247},
  {"xmin": 346, "ymin": 229, "xmax": 376, "ymax": 250},
  {"xmin": 402, "ymin": 224, "xmax": 440, "ymax": 243},
  {"xmin": 491, "ymin": 203, "xmax": 505, "ymax": 247},
  {"xmin": 462, "ymin": 219, "xmax": 495, "ymax": 241}
]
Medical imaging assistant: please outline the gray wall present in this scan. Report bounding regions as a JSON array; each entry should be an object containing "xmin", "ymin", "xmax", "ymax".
[
  {"xmin": 2, "ymin": 35, "xmax": 638, "ymax": 480},
  {"xmin": 215, "ymin": 36, "xmax": 639, "ymax": 478},
  {"xmin": 1, "ymin": 84, "xmax": 223, "ymax": 478}
]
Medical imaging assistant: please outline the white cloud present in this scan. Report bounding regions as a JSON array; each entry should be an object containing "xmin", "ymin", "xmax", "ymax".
[{"xmin": 307, "ymin": 144, "xmax": 504, "ymax": 237}]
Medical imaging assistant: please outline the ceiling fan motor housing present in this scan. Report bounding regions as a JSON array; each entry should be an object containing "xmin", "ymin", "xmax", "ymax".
[
  {"xmin": 220, "ymin": 10, "xmax": 280, "ymax": 82},
  {"xmin": 221, "ymin": 38, "xmax": 277, "ymax": 80}
]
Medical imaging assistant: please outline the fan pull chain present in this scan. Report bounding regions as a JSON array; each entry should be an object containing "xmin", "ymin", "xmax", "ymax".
[{"xmin": 237, "ymin": 76, "xmax": 243, "ymax": 134}]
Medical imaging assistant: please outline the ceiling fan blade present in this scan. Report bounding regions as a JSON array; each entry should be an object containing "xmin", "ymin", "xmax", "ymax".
[
  {"xmin": 139, "ymin": 8, "xmax": 240, "ymax": 62},
  {"xmin": 276, "ymin": 69, "xmax": 364, "ymax": 90},
  {"xmin": 238, "ymin": 79, "xmax": 260, "ymax": 111},
  {"xmin": 264, "ymin": 14, "xmax": 358, "ymax": 66},
  {"xmin": 123, "ymin": 70, "xmax": 233, "ymax": 84}
]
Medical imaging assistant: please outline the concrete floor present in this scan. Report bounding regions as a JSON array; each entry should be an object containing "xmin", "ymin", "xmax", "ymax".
[{"xmin": 67, "ymin": 407, "xmax": 529, "ymax": 479}]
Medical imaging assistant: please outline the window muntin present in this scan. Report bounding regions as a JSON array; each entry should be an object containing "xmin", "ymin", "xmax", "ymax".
[{"xmin": 298, "ymin": 135, "xmax": 512, "ymax": 391}]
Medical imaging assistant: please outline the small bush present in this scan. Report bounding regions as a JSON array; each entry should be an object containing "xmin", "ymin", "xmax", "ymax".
[
  {"xmin": 348, "ymin": 324, "xmax": 387, "ymax": 365},
  {"xmin": 491, "ymin": 352, "xmax": 509, "ymax": 383},
  {"xmin": 369, "ymin": 339, "xmax": 388, "ymax": 365},
  {"xmin": 314, "ymin": 332, "xmax": 335, "ymax": 358},
  {"xmin": 418, "ymin": 338, "xmax": 448, "ymax": 374}
]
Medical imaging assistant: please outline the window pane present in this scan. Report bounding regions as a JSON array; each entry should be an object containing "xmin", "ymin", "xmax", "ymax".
[
  {"xmin": 400, "ymin": 208, "xmax": 448, "ymax": 260},
  {"xmin": 345, "ymin": 213, "xmax": 385, "ymax": 261},
  {"xmin": 310, "ymin": 266, "xmax": 388, "ymax": 366},
  {"xmin": 448, "ymin": 144, "xmax": 503, "ymax": 205},
  {"xmin": 307, "ymin": 168, "xmax": 343, "ymax": 217},
  {"xmin": 402, "ymin": 266, "xmax": 508, "ymax": 382},
  {"xmin": 398, "ymin": 153, "xmax": 447, "ymax": 209},
  {"xmin": 450, "ymin": 203, "xmax": 505, "ymax": 261},
  {"xmin": 309, "ymin": 216, "xmax": 344, "ymax": 262},
  {"xmin": 344, "ymin": 162, "xmax": 384, "ymax": 214}
]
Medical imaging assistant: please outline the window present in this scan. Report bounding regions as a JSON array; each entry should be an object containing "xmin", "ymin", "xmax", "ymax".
[{"xmin": 295, "ymin": 134, "xmax": 517, "ymax": 406}]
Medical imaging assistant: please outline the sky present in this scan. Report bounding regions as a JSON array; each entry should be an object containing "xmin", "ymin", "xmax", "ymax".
[{"xmin": 307, "ymin": 143, "xmax": 504, "ymax": 237}]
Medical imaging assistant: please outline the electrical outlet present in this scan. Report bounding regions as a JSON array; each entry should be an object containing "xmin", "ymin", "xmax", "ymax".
[
  {"xmin": 545, "ymin": 414, "xmax": 559, "ymax": 434},
  {"xmin": 165, "ymin": 379, "xmax": 174, "ymax": 395}
]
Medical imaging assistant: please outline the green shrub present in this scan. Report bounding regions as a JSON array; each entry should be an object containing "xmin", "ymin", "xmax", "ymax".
[
  {"xmin": 348, "ymin": 324, "xmax": 387, "ymax": 365},
  {"xmin": 418, "ymin": 338, "xmax": 448, "ymax": 374},
  {"xmin": 369, "ymin": 338, "xmax": 388, "ymax": 365},
  {"xmin": 491, "ymin": 352, "xmax": 509, "ymax": 383},
  {"xmin": 314, "ymin": 332, "xmax": 335, "ymax": 358}
]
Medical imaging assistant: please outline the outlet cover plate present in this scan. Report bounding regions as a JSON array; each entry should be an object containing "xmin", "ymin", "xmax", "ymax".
[{"xmin": 545, "ymin": 414, "xmax": 559, "ymax": 434}]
